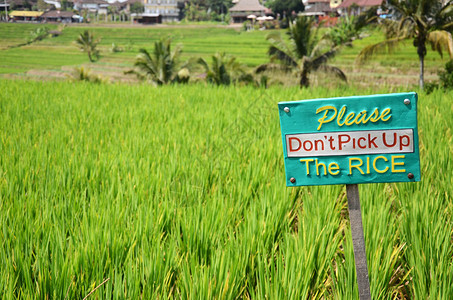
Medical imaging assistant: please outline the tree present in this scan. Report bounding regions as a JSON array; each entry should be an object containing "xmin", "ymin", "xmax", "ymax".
[
  {"xmin": 206, "ymin": 0, "xmax": 231, "ymax": 16},
  {"xmin": 357, "ymin": 0, "xmax": 453, "ymax": 90},
  {"xmin": 257, "ymin": 16, "xmax": 347, "ymax": 88},
  {"xmin": 267, "ymin": 0, "xmax": 304, "ymax": 20},
  {"xmin": 75, "ymin": 30, "xmax": 101, "ymax": 62},
  {"xmin": 127, "ymin": 38, "xmax": 188, "ymax": 85},
  {"xmin": 37, "ymin": 0, "xmax": 50, "ymax": 11},
  {"xmin": 130, "ymin": 1, "xmax": 144, "ymax": 14},
  {"xmin": 323, "ymin": 9, "xmax": 378, "ymax": 47},
  {"xmin": 197, "ymin": 52, "xmax": 248, "ymax": 85},
  {"xmin": 28, "ymin": 27, "xmax": 49, "ymax": 44}
]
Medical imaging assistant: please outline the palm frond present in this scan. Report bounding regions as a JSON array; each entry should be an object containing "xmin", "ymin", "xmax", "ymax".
[
  {"xmin": 266, "ymin": 32, "xmax": 298, "ymax": 66},
  {"xmin": 268, "ymin": 46, "xmax": 298, "ymax": 67},
  {"xmin": 317, "ymin": 65, "xmax": 348, "ymax": 82},
  {"xmin": 439, "ymin": 2, "xmax": 453, "ymax": 17},
  {"xmin": 289, "ymin": 16, "xmax": 317, "ymax": 58},
  {"xmin": 427, "ymin": 30, "xmax": 453, "ymax": 59},
  {"xmin": 255, "ymin": 63, "xmax": 290, "ymax": 73},
  {"xmin": 356, "ymin": 37, "xmax": 406, "ymax": 65},
  {"xmin": 311, "ymin": 48, "xmax": 339, "ymax": 70}
]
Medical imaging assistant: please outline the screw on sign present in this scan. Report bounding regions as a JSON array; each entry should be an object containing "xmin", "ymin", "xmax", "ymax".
[{"xmin": 278, "ymin": 93, "xmax": 421, "ymax": 300}]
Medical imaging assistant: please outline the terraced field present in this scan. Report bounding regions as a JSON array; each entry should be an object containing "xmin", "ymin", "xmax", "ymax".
[{"xmin": 0, "ymin": 23, "xmax": 447, "ymax": 88}]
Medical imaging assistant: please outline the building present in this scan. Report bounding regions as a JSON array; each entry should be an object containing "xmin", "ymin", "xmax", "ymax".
[
  {"xmin": 9, "ymin": 10, "xmax": 43, "ymax": 21},
  {"xmin": 229, "ymin": 0, "xmax": 269, "ymax": 23},
  {"xmin": 73, "ymin": 0, "xmax": 110, "ymax": 14},
  {"xmin": 301, "ymin": 0, "xmax": 338, "ymax": 25},
  {"xmin": 41, "ymin": 10, "xmax": 78, "ymax": 22},
  {"xmin": 303, "ymin": 0, "xmax": 331, "ymax": 15},
  {"xmin": 143, "ymin": 0, "xmax": 179, "ymax": 23},
  {"xmin": 337, "ymin": 0, "xmax": 383, "ymax": 15}
]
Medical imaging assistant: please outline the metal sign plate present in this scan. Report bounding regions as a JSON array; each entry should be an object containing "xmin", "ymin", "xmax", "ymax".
[{"xmin": 278, "ymin": 92, "xmax": 421, "ymax": 186}]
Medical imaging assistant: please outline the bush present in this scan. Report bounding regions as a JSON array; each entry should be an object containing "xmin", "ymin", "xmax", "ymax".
[
  {"xmin": 438, "ymin": 59, "xmax": 453, "ymax": 90},
  {"xmin": 68, "ymin": 67, "xmax": 106, "ymax": 83},
  {"xmin": 426, "ymin": 59, "xmax": 453, "ymax": 94}
]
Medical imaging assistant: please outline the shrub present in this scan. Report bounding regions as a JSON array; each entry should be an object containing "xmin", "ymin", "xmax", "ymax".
[{"xmin": 438, "ymin": 59, "xmax": 453, "ymax": 90}]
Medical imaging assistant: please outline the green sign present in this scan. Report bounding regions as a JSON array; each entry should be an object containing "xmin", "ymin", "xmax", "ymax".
[{"xmin": 278, "ymin": 92, "xmax": 421, "ymax": 186}]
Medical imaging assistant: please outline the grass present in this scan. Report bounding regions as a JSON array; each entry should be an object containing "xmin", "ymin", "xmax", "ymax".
[
  {"xmin": 0, "ymin": 23, "xmax": 450, "ymax": 88},
  {"xmin": 0, "ymin": 23, "xmax": 270, "ymax": 75},
  {"xmin": 0, "ymin": 79, "xmax": 452, "ymax": 298}
]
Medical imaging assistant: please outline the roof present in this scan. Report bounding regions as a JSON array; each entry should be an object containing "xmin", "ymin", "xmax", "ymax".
[
  {"xmin": 306, "ymin": 0, "xmax": 330, "ymax": 3},
  {"xmin": 338, "ymin": 0, "xmax": 383, "ymax": 8},
  {"xmin": 229, "ymin": 0, "xmax": 267, "ymax": 12},
  {"xmin": 109, "ymin": 1, "xmax": 126, "ymax": 7},
  {"xmin": 9, "ymin": 10, "xmax": 43, "ymax": 17},
  {"xmin": 304, "ymin": 2, "xmax": 332, "ymax": 13},
  {"xmin": 41, "ymin": 10, "xmax": 75, "ymax": 17},
  {"xmin": 74, "ymin": 0, "xmax": 108, "ymax": 4}
]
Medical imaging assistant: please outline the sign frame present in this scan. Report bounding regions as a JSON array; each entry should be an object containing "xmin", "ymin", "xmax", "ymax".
[{"xmin": 278, "ymin": 92, "xmax": 421, "ymax": 186}]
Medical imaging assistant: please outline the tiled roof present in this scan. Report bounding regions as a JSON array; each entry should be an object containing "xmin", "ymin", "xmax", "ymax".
[
  {"xmin": 338, "ymin": 0, "xmax": 383, "ymax": 8},
  {"xmin": 41, "ymin": 10, "xmax": 75, "ymax": 17},
  {"xmin": 74, "ymin": 0, "xmax": 108, "ymax": 4},
  {"xmin": 229, "ymin": 0, "xmax": 266, "ymax": 12}
]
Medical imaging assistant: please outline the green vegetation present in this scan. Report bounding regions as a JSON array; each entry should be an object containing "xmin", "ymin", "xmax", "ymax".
[
  {"xmin": 266, "ymin": 0, "xmax": 305, "ymax": 23},
  {"xmin": 357, "ymin": 0, "xmax": 453, "ymax": 90},
  {"xmin": 0, "ymin": 79, "xmax": 452, "ymax": 298},
  {"xmin": 0, "ymin": 23, "xmax": 450, "ymax": 88},
  {"xmin": 0, "ymin": 23, "xmax": 270, "ymax": 75},
  {"xmin": 259, "ymin": 17, "xmax": 347, "ymax": 87},
  {"xmin": 1, "ymin": 10, "xmax": 453, "ymax": 297},
  {"xmin": 127, "ymin": 37, "xmax": 186, "ymax": 85},
  {"xmin": 197, "ymin": 52, "xmax": 248, "ymax": 85},
  {"xmin": 75, "ymin": 30, "xmax": 101, "ymax": 62}
]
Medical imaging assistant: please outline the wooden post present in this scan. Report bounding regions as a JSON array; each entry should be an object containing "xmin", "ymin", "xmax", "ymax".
[{"xmin": 346, "ymin": 184, "xmax": 371, "ymax": 300}]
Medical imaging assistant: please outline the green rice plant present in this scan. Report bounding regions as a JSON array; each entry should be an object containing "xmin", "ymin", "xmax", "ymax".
[{"xmin": 0, "ymin": 79, "xmax": 452, "ymax": 299}]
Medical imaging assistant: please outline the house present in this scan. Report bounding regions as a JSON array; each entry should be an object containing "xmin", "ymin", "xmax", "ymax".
[
  {"xmin": 74, "ymin": 0, "xmax": 110, "ymax": 14},
  {"xmin": 303, "ymin": 0, "xmax": 331, "ymax": 16},
  {"xmin": 229, "ymin": 0, "xmax": 270, "ymax": 23},
  {"xmin": 134, "ymin": 12, "xmax": 162, "ymax": 23},
  {"xmin": 41, "ymin": 10, "xmax": 78, "ymax": 22},
  {"xmin": 9, "ymin": 10, "xmax": 43, "ymax": 21},
  {"xmin": 337, "ymin": 0, "xmax": 383, "ymax": 15},
  {"xmin": 301, "ymin": 0, "xmax": 338, "ymax": 26},
  {"xmin": 142, "ymin": 0, "xmax": 179, "ymax": 23}
]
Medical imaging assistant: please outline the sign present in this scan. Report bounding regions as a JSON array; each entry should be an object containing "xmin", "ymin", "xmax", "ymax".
[{"xmin": 278, "ymin": 92, "xmax": 421, "ymax": 186}]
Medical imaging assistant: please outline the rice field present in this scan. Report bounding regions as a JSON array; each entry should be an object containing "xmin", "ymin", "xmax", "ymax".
[
  {"xmin": 0, "ymin": 79, "xmax": 452, "ymax": 298},
  {"xmin": 0, "ymin": 23, "xmax": 448, "ymax": 87},
  {"xmin": 0, "ymin": 23, "xmax": 270, "ymax": 74}
]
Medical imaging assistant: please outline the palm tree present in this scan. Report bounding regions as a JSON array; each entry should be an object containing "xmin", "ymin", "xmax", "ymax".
[
  {"xmin": 75, "ymin": 30, "xmax": 100, "ymax": 62},
  {"xmin": 128, "ymin": 38, "xmax": 186, "ymax": 85},
  {"xmin": 257, "ymin": 16, "xmax": 347, "ymax": 88},
  {"xmin": 197, "ymin": 52, "xmax": 247, "ymax": 85},
  {"xmin": 28, "ymin": 27, "xmax": 49, "ymax": 44},
  {"xmin": 357, "ymin": 0, "xmax": 453, "ymax": 90}
]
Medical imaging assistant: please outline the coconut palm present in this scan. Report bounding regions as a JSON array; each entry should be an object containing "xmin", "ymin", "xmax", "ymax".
[
  {"xmin": 28, "ymin": 27, "xmax": 49, "ymax": 44},
  {"xmin": 128, "ymin": 38, "xmax": 187, "ymax": 85},
  {"xmin": 357, "ymin": 0, "xmax": 453, "ymax": 90},
  {"xmin": 257, "ymin": 16, "xmax": 347, "ymax": 88},
  {"xmin": 197, "ymin": 52, "xmax": 248, "ymax": 85},
  {"xmin": 75, "ymin": 30, "xmax": 100, "ymax": 62}
]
